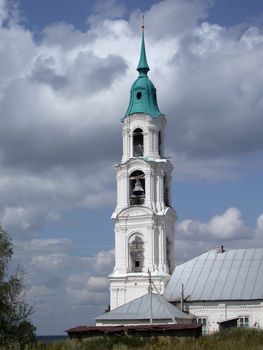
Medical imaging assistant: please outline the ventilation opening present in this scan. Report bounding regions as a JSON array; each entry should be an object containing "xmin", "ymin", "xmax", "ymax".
[{"xmin": 136, "ymin": 91, "xmax": 142, "ymax": 99}]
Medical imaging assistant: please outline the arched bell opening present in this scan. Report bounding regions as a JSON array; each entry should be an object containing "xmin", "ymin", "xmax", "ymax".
[
  {"xmin": 133, "ymin": 128, "xmax": 144, "ymax": 157},
  {"xmin": 128, "ymin": 234, "xmax": 144, "ymax": 273},
  {"xmin": 129, "ymin": 170, "xmax": 145, "ymax": 205}
]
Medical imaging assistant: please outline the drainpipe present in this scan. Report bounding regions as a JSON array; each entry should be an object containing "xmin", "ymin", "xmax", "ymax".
[
  {"xmin": 181, "ymin": 284, "xmax": 184, "ymax": 311},
  {"xmin": 148, "ymin": 269, "xmax": 153, "ymax": 325}
]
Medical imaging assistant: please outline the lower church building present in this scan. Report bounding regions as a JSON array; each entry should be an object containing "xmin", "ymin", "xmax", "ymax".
[{"xmin": 165, "ymin": 247, "xmax": 263, "ymax": 333}]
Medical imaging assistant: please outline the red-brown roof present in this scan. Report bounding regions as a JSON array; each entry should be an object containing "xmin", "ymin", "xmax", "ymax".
[{"xmin": 66, "ymin": 323, "xmax": 202, "ymax": 337}]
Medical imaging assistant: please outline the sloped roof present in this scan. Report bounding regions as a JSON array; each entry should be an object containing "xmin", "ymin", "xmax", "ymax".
[
  {"xmin": 96, "ymin": 293, "xmax": 194, "ymax": 321},
  {"xmin": 165, "ymin": 248, "xmax": 263, "ymax": 302}
]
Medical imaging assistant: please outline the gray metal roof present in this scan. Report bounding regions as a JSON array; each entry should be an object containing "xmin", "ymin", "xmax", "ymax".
[
  {"xmin": 164, "ymin": 248, "xmax": 263, "ymax": 302},
  {"xmin": 96, "ymin": 293, "xmax": 194, "ymax": 321}
]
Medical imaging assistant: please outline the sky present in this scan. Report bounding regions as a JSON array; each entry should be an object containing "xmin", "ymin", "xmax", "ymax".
[{"xmin": 0, "ymin": 0, "xmax": 263, "ymax": 335}]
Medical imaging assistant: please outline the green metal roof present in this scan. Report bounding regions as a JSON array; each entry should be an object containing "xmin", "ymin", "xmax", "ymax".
[{"xmin": 123, "ymin": 29, "xmax": 162, "ymax": 120}]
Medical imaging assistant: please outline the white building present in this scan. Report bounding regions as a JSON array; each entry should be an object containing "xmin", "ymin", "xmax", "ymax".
[
  {"xmin": 164, "ymin": 247, "xmax": 263, "ymax": 333},
  {"xmin": 97, "ymin": 26, "xmax": 263, "ymax": 334}
]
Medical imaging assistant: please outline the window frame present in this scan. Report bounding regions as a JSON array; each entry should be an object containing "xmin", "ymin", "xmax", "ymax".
[
  {"xmin": 197, "ymin": 317, "xmax": 208, "ymax": 335},
  {"xmin": 128, "ymin": 234, "xmax": 144, "ymax": 273},
  {"xmin": 238, "ymin": 316, "xmax": 250, "ymax": 329}
]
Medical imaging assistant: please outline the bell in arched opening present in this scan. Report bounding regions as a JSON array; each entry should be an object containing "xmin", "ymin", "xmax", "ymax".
[
  {"xmin": 133, "ymin": 178, "xmax": 144, "ymax": 193},
  {"xmin": 130, "ymin": 171, "xmax": 145, "ymax": 205}
]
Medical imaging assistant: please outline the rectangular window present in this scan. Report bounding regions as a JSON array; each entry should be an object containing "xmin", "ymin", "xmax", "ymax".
[
  {"xmin": 238, "ymin": 316, "xmax": 250, "ymax": 328},
  {"xmin": 197, "ymin": 317, "xmax": 208, "ymax": 335}
]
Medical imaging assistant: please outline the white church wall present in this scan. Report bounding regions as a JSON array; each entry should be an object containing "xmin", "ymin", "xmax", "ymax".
[{"xmin": 187, "ymin": 301, "xmax": 263, "ymax": 333}]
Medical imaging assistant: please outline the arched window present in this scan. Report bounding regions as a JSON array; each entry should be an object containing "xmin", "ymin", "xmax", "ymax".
[
  {"xmin": 129, "ymin": 235, "xmax": 144, "ymax": 272},
  {"xmin": 129, "ymin": 170, "xmax": 145, "ymax": 205},
  {"xmin": 133, "ymin": 128, "xmax": 144, "ymax": 157}
]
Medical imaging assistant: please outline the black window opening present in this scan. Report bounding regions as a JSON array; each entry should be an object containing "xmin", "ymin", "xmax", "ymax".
[
  {"xmin": 164, "ymin": 175, "xmax": 170, "ymax": 207},
  {"xmin": 136, "ymin": 91, "xmax": 142, "ymax": 100},
  {"xmin": 133, "ymin": 128, "xmax": 144, "ymax": 157},
  {"xmin": 129, "ymin": 235, "xmax": 144, "ymax": 273},
  {"xmin": 130, "ymin": 170, "xmax": 145, "ymax": 205},
  {"xmin": 166, "ymin": 237, "xmax": 171, "ymax": 274},
  {"xmin": 158, "ymin": 131, "xmax": 162, "ymax": 157}
]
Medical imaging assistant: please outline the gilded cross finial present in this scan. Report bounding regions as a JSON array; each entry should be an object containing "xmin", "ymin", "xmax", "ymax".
[
  {"xmin": 137, "ymin": 15, "xmax": 149, "ymax": 76},
  {"xmin": 142, "ymin": 15, "xmax": 145, "ymax": 31}
]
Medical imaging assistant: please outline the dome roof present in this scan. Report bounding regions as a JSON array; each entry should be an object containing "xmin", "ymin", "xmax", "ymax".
[{"xmin": 123, "ymin": 28, "xmax": 162, "ymax": 119}]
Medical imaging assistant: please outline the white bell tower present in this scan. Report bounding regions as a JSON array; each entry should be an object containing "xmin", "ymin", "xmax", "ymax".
[{"xmin": 108, "ymin": 24, "xmax": 176, "ymax": 310}]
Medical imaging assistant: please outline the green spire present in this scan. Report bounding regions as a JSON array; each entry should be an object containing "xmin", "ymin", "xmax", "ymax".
[
  {"xmin": 137, "ymin": 23, "xmax": 150, "ymax": 76},
  {"xmin": 123, "ymin": 18, "xmax": 162, "ymax": 120}
]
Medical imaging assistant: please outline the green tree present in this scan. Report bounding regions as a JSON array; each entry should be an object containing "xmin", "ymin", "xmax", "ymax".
[{"xmin": 0, "ymin": 224, "xmax": 36, "ymax": 347}]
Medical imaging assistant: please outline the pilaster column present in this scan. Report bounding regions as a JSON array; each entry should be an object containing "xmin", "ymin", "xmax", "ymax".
[{"xmin": 144, "ymin": 131, "xmax": 149, "ymax": 156}]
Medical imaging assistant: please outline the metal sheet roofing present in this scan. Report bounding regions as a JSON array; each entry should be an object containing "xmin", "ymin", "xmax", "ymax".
[
  {"xmin": 96, "ymin": 293, "xmax": 194, "ymax": 321},
  {"xmin": 164, "ymin": 248, "xmax": 263, "ymax": 302}
]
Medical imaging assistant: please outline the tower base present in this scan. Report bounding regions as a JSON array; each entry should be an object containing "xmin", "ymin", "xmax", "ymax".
[{"xmin": 109, "ymin": 272, "xmax": 170, "ymax": 310}]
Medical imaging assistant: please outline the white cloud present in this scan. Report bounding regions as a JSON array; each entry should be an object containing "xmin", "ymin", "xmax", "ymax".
[
  {"xmin": 88, "ymin": 0, "xmax": 126, "ymax": 25},
  {"xmin": 65, "ymin": 286, "xmax": 108, "ymax": 305},
  {"xmin": 27, "ymin": 286, "xmax": 54, "ymax": 302},
  {"xmin": 174, "ymin": 210, "xmax": 263, "ymax": 263},
  {"xmin": 14, "ymin": 244, "xmax": 114, "ymax": 329},
  {"xmin": 176, "ymin": 207, "xmax": 253, "ymax": 240},
  {"xmin": 2, "ymin": 206, "xmax": 41, "ymax": 233},
  {"xmin": 141, "ymin": 0, "xmax": 212, "ymax": 40},
  {"xmin": 65, "ymin": 275, "xmax": 109, "ymax": 304},
  {"xmin": 256, "ymin": 214, "xmax": 263, "ymax": 233},
  {"xmin": 240, "ymin": 27, "xmax": 263, "ymax": 49},
  {"xmin": 17, "ymin": 238, "xmax": 72, "ymax": 252},
  {"xmin": 0, "ymin": 0, "xmax": 7, "ymax": 25},
  {"xmin": 29, "ymin": 254, "xmax": 70, "ymax": 270}
]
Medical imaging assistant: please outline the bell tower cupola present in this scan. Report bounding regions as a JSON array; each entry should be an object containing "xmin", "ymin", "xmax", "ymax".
[
  {"xmin": 124, "ymin": 21, "xmax": 161, "ymax": 118},
  {"xmin": 109, "ymin": 21, "xmax": 176, "ymax": 310}
]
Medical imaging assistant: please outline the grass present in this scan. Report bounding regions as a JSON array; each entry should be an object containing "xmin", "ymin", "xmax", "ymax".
[{"xmin": 2, "ymin": 328, "xmax": 263, "ymax": 350}]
